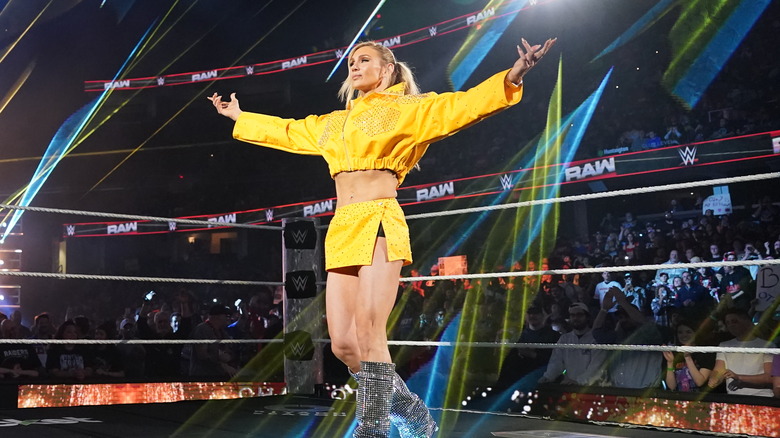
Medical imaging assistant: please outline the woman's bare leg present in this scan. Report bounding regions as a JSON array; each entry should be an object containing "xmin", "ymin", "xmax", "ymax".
[
  {"xmin": 356, "ymin": 237, "xmax": 402, "ymax": 363},
  {"xmin": 326, "ymin": 267, "xmax": 362, "ymax": 371},
  {"xmin": 326, "ymin": 236, "xmax": 401, "ymax": 369}
]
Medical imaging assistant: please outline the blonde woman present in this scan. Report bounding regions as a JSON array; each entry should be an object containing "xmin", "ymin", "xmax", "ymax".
[{"xmin": 209, "ymin": 37, "xmax": 555, "ymax": 437}]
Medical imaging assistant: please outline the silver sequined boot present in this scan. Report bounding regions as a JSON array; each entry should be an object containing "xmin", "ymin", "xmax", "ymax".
[
  {"xmin": 390, "ymin": 372, "xmax": 437, "ymax": 438},
  {"xmin": 354, "ymin": 361, "xmax": 394, "ymax": 438},
  {"xmin": 350, "ymin": 367, "xmax": 437, "ymax": 438}
]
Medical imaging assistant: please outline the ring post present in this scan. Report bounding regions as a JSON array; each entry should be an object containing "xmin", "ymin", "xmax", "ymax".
[{"xmin": 281, "ymin": 217, "xmax": 324, "ymax": 394}]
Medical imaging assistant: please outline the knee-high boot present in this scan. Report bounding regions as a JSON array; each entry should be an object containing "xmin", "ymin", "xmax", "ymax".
[
  {"xmin": 350, "ymin": 367, "xmax": 437, "ymax": 438},
  {"xmin": 390, "ymin": 372, "xmax": 437, "ymax": 438},
  {"xmin": 353, "ymin": 361, "xmax": 394, "ymax": 438}
]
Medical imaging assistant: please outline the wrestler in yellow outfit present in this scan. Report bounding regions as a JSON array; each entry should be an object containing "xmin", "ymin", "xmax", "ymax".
[{"xmin": 233, "ymin": 69, "xmax": 523, "ymax": 270}]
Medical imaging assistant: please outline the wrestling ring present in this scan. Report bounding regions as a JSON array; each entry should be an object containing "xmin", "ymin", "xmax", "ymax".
[{"xmin": 1, "ymin": 171, "xmax": 779, "ymax": 438}]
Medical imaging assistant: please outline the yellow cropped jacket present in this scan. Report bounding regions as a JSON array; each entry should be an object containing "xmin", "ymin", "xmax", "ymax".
[{"xmin": 232, "ymin": 69, "xmax": 523, "ymax": 185}]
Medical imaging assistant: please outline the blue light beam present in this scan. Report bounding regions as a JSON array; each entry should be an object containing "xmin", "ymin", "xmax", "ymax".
[
  {"xmin": 0, "ymin": 19, "xmax": 158, "ymax": 243},
  {"xmin": 325, "ymin": 0, "xmax": 387, "ymax": 82}
]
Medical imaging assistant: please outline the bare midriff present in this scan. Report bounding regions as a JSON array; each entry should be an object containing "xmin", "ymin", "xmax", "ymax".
[{"xmin": 334, "ymin": 169, "xmax": 398, "ymax": 207}]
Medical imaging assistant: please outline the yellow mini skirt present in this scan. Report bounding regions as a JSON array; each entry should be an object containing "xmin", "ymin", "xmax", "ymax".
[{"xmin": 325, "ymin": 198, "xmax": 412, "ymax": 271}]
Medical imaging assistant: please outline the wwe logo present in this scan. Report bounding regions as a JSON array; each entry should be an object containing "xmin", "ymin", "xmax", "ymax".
[
  {"xmin": 265, "ymin": 209, "xmax": 274, "ymax": 222},
  {"xmin": 290, "ymin": 229, "xmax": 308, "ymax": 244},
  {"xmin": 291, "ymin": 275, "xmax": 309, "ymax": 291},
  {"xmin": 66, "ymin": 225, "xmax": 76, "ymax": 236},
  {"xmin": 499, "ymin": 174, "xmax": 513, "ymax": 190},
  {"xmin": 245, "ymin": 65, "xmax": 254, "ymax": 75},
  {"xmin": 678, "ymin": 146, "xmax": 697, "ymax": 166},
  {"xmin": 290, "ymin": 342, "xmax": 306, "ymax": 356},
  {"xmin": 168, "ymin": 221, "xmax": 177, "ymax": 232},
  {"xmin": 335, "ymin": 49, "xmax": 344, "ymax": 59},
  {"xmin": 428, "ymin": 26, "xmax": 438, "ymax": 37},
  {"xmin": 157, "ymin": 77, "xmax": 165, "ymax": 86}
]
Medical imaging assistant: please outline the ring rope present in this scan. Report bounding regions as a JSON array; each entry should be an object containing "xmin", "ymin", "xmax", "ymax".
[
  {"xmin": 0, "ymin": 270, "xmax": 282, "ymax": 286},
  {"xmin": 405, "ymin": 171, "xmax": 780, "ymax": 220},
  {"xmin": 4, "ymin": 173, "xmax": 776, "ymax": 230},
  {"xmin": 0, "ymin": 259, "xmax": 775, "ymax": 285},
  {"xmin": 0, "ymin": 203, "xmax": 281, "ymax": 230},
  {"xmin": 0, "ymin": 338, "xmax": 280, "ymax": 345},
  {"xmin": 399, "ymin": 258, "xmax": 780, "ymax": 282},
  {"xmin": 0, "ymin": 338, "xmax": 775, "ymax": 354}
]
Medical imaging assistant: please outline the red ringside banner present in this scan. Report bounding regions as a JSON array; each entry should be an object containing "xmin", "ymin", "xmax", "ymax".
[
  {"xmin": 83, "ymin": 0, "xmax": 550, "ymax": 92},
  {"xmin": 62, "ymin": 131, "xmax": 780, "ymax": 238}
]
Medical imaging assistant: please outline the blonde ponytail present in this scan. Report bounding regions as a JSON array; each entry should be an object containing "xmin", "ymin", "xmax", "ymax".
[{"xmin": 338, "ymin": 42, "xmax": 420, "ymax": 105}]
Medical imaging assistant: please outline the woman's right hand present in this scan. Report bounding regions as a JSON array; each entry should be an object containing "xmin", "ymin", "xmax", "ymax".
[{"xmin": 207, "ymin": 92, "xmax": 242, "ymax": 121}]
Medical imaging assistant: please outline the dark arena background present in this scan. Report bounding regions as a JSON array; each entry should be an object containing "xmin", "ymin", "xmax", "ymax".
[{"xmin": 1, "ymin": 0, "xmax": 779, "ymax": 437}]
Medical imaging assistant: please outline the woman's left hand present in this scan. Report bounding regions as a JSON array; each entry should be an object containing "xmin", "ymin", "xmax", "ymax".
[{"xmin": 507, "ymin": 38, "xmax": 557, "ymax": 85}]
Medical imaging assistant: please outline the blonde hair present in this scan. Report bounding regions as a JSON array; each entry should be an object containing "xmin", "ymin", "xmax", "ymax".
[{"xmin": 338, "ymin": 41, "xmax": 420, "ymax": 104}]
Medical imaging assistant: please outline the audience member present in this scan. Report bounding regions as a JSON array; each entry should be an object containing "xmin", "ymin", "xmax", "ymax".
[
  {"xmin": 116, "ymin": 318, "xmax": 146, "ymax": 378},
  {"xmin": 651, "ymin": 272, "xmax": 670, "ymax": 290},
  {"xmin": 674, "ymin": 271, "xmax": 713, "ymax": 320},
  {"xmin": 691, "ymin": 260, "xmax": 719, "ymax": 300},
  {"xmin": 91, "ymin": 322, "xmax": 125, "ymax": 379},
  {"xmin": 495, "ymin": 306, "xmax": 560, "ymax": 389},
  {"xmin": 622, "ymin": 272, "xmax": 647, "ymax": 313},
  {"xmin": 707, "ymin": 244, "xmax": 722, "ymax": 263},
  {"xmin": 539, "ymin": 303, "xmax": 607, "ymax": 385},
  {"xmin": 0, "ymin": 318, "xmax": 44, "ymax": 379},
  {"xmin": 10, "ymin": 310, "xmax": 31, "ymax": 339},
  {"xmin": 659, "ymin": 249, "xmax": 686, "ymax": 279},
  {"xmin": 669, "ymin": 276, "xmax": 683, "ymax": 300},
  {"xmin": 718, "ymin": 253, "xmax": 755, "ymax": 310},
  {"xmin": 663, "ymin": 320, "xmax": 715, "ymax": 392},
  {"xmin": 31, "ymin": 313, "xmax": 55, "ymax": 339},
  {"xmin": 46, "ymin": 320, "xmax": 95, "ymax": 381},
  {"xmin": 137, "ymin": 295, "xmax": 193, "ymax": 378},
  {"xmin": 593, "ymin": 287, "xmax": 664, "ymax": 389},
  {"xmin": 535, "ymin": 285, "xmax": 571, "ymax": 324},
  {"xmin": 651, "ymin": 285, "xmax": 675, "ymax": 327},
  {"xmin": 593, "ymin": 271, "xmax": 621, "ymax": 314},
  {"xmin": 707, "ymin": 309, "xmax": 774, "ymax": 397},
  {"xmin": 189, "ymin": 305, "xmax": 236, "ymax": 378}
]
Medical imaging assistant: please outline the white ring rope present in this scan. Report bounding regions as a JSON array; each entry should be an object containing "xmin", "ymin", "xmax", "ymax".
[
  {"xmin": 0, "ymin": 203, "xmax": 281, "ymax": 230},
  {"xmin": 0, "ymin": 270, "xmax": 282, "ymax": 286},
  {"xmin": 400, "ymin": 258, "xmax": 780, "ymax": 282},
  {"xmin": 405, "ymin": 171, "xmax": 780, "ymax": 220},
  {"xmin": 0, "ymin": 338, "xmax": 775, "ymax": 354},
  {"xmin": 0, "ymin": 257, "xmax": 775, "ymax": 288},
  {"xmin": 0, "ymin": 338, "xmax": 280, "ymax": 345},
  {"xmin": 4, "ymin": 173, "xmax": 776, "ymax": 232},
  {"xmin": 2, "ymin": 173, "xmax": 776, "ymax": 355}
]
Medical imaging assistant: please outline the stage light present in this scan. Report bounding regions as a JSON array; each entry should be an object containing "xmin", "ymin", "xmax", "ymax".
[{"xmin": 0, "ymin": 294, "xmax": 4, "ymax": 300}]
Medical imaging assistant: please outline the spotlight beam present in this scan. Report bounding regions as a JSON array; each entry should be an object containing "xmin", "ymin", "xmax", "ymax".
[
  {"xmin": 85, "ymin": 0, "xmax": 309, "ymax": 194},
  {"xmin": 0, "ymin": 0, "xmax": 53, "ymax": 64},
  {"xmin": 325, "ymin": 0, "xmax": 387, "ymax": 82}
]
